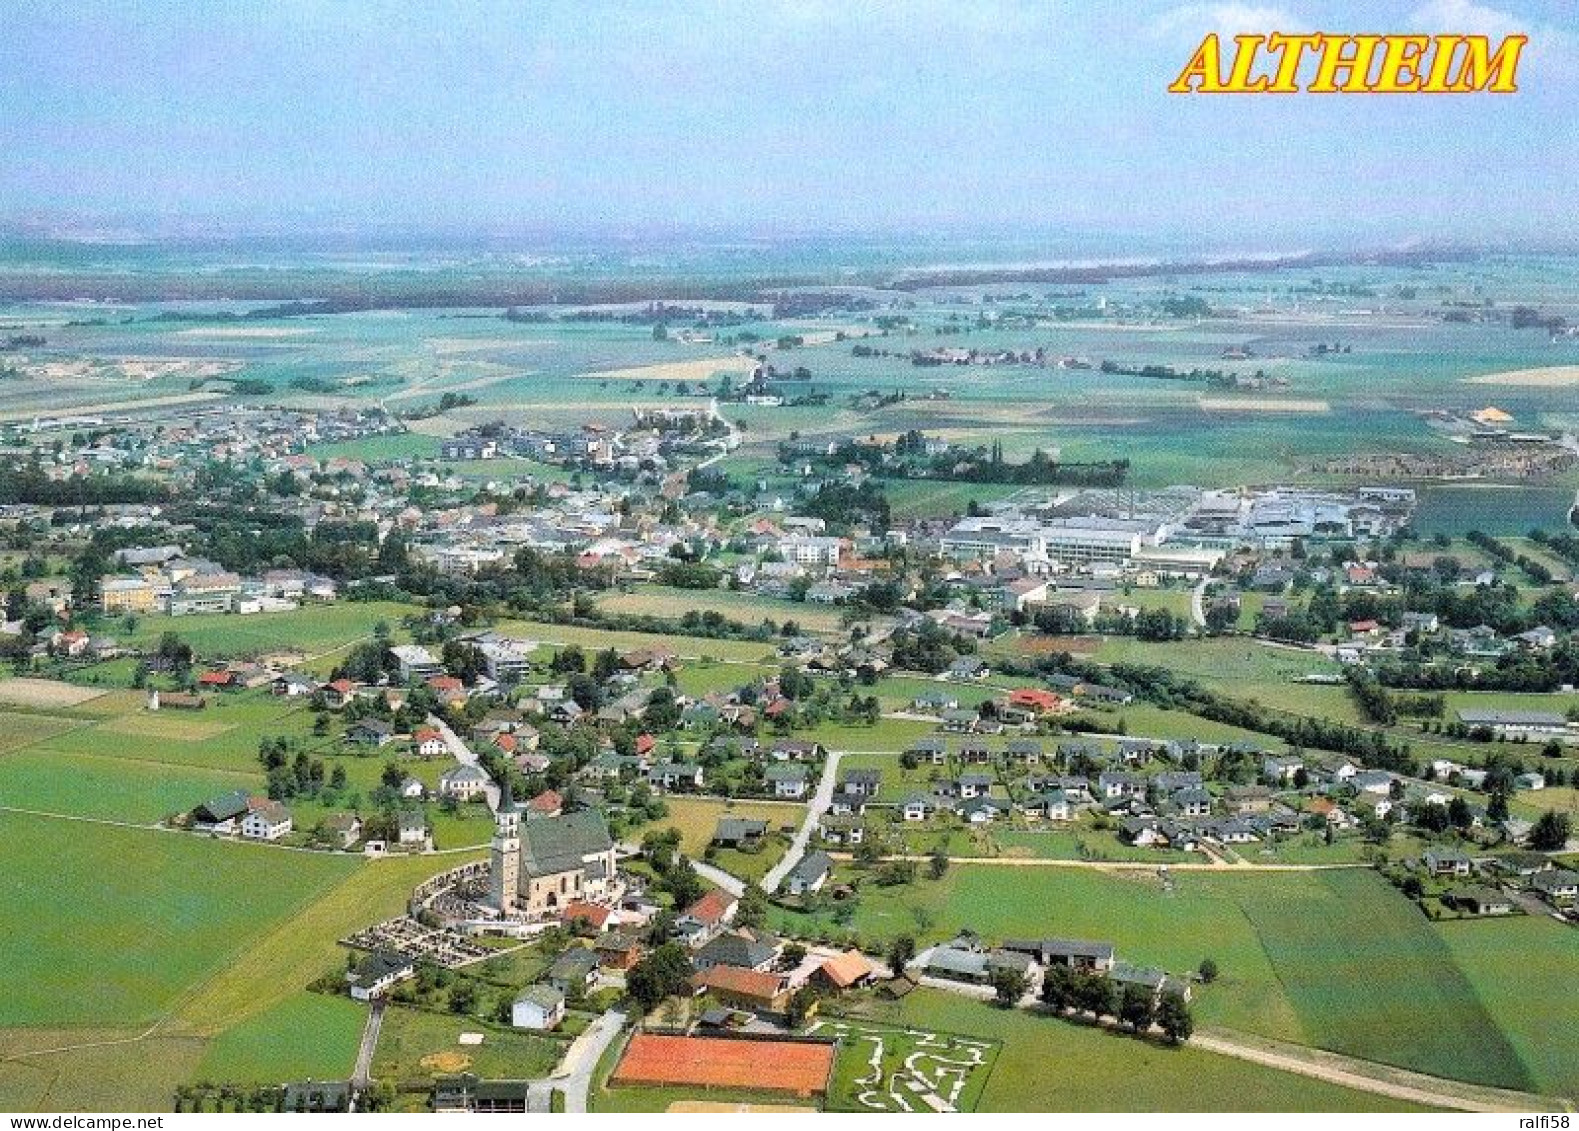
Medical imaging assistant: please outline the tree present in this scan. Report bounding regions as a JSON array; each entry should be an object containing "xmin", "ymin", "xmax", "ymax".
[
  {"xmin": 928, "ymin": 847, "xmax": 949, "ymax": 880},
  {"xmin": 785, "ymin": 985, "xmax": 819, "ymax": 1028},
  {"xmin": 1118, "ymin": 982, "xmax": 1157, "ymax": 1032},
  {"xmin": 448, "ymin": 980, "xmax": 478, "ymax": 1015},
  {"xmin": 1198, "ymin": 957, "xmax": 1219, "ymax": 984},
  {"xmin": 1529, "ymin": 809, "xmax": 1572, "ymax": 851},
  {"xmin": 1076, "ymin": 970, "xmax": 1116, "ymax": 1019},
  {"xmin": 626, "ymin": 942, "xmax": 693, "ymax": 1012},
  {"xmin": 991, "ymin": 967, "xmax": 1028, "ymax": 1007},
  {"xmin": 1040, "ymin": 963, "xmax": 1075, "ymax": 1011},
  {"xmin": 887, "ymin": 934, "xmax": 917, "ymax": 974},
  {"xmin": 736, "ymin": 883, "xmax": 768, "ymax": 930},
  {"xmin": 1156, "ymin": 990, "xmax": 1194, "ymax": 1043}
]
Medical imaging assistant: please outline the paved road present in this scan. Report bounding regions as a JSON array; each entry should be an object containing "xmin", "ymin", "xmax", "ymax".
[
  {"xmin": 761, "ymin": 750, "xmax": 843, "ymax": 894},
  {"xmin": 428, "ymin": 714, "xmax": 501, "ymax": 812},
  {"xmin": 691, "ymin": 858, "xmax": 746, "ymax": 897},
  {"xmin": 548, "ymin": 1008, "xmax": 628, "ymax": 1114},
  {"xmin": 1190, "ymin": 577, "xmax": 1211, "ymax": 628},
  {"xmin": 351, "ymin": 1000, "xmax": 385, "ymax": 1091}
]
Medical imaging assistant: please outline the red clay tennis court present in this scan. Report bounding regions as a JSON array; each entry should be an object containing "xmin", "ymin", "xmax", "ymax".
[{"xmin": 611, "ymin": 1033, "xmax": 835, "ymax": 1095}]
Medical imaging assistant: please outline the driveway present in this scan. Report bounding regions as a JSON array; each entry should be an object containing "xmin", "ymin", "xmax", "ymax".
[
  {"xmin": 761, "ymin": 750, "xmax": 843, "ymax": 894},
  {"xmin": 428, "ymin": 714, "xmax": 501, "ymax": 812},
  {"xmin": 691, "ymin": 858, "xmax": 745, "ymax": 897},
  {"xmin": 549, "ymin": 1008, "xmax": 627, "ymax": 1114}
]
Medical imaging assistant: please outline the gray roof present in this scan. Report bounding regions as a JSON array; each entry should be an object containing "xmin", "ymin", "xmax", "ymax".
[
  {"xmin": 195, "ymin": 789, "xmax": 250, "ymax": 823},
  {"xmin": 521, "ymin": 810, "xmax": 613, "ymax": 878},
  {"xmin": 926, "ymin": 947, "xmax": 988, "ymax": 977},
  {"xmin": 1457, "ymin": 709, "xmax": 1568, "ymax": 727},
  {"xmin": 697, "ymin": 932, "xmax": 778, "ymax": 970},
  {"xmin": 789, "ymin": 850, "xmax": 833, "ymax": 882},
  {"xmin": 515, "ymin": 984, "xmax": 565, "ymax": 1010}
]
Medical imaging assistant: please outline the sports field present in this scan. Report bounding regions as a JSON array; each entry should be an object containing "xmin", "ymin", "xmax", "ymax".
[{"xmin": 612, "ymin": 1034, "xmax": 834, "ymax": 1095}]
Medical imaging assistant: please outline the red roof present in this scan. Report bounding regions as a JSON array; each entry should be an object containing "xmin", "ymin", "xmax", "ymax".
[
  {"xmin": 691, "ymin": 965, "xmax": 783, "ymax": 1002},
  {"xmin": 414, "ymin": 728, "xmax": 441, "ymax": 743},
  {"xmin": 1349, "ymin": 619, "xmax": 1380, "ymax": 632},
  {"xmin": 327, "ymin": 678, "xmax": 354, "ymax": 694},
  {"xmin": 1008, "ymin": 688, "xmax": 1062, "ymax": 711},
  {"xmin": 817, "ymin": 949, "xmax": 875, "ymax": 989},
  {"xmin": 528, "ymin": 789, "xmax": 563, "ymax": 814},
  {"xmin": 683, "ymin": 888, "xmax": 737, "ymax": 927},
  {"xmin": 494, "ymin": 732, "xmax": 518, "ymax": 753},
  {"xmin": 428, "ymin": 675, "xmax": 464, "ymax": 692},
  {"xmin": 635, "ymin": 733, "xmax": 656, "ymax": 755},
  {"xmin": 196, "ymin": 670, "xmax": 234, "ymax": 686},
  {"xmin": 563, "ymin": 901, "xmax": 613, "ymax": 928}
]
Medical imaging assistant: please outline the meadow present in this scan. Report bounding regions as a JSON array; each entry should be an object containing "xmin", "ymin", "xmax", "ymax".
[
  {"xmin": 627, "ymin": 795, "xmax": 803, "ymax": 859},
  {"xmin": 121, "ymin": 600, "xmax": 420, "ymax": 663},
  {"xmin": 370, "ymin": 1005, "xmax": 562, "ymax": 1092},
  {"xmin": 775, "ymin": 863, "xmax": 1562, "ymax": 1093},
  {"xmin": 0, "ymin": 813, "xmax": 357, "ymax": 1028},
  {"xmin": 832, "ymin": 989, "xmax": 1434, "ymax": 1113}
]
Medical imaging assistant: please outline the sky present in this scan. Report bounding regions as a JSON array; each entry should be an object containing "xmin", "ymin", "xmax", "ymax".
[{"xmin": 2, "ymin": 0, "xmax": 1576, "ymax": 249}]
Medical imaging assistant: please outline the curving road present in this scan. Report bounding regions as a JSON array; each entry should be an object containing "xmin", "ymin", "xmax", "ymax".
[{"xmin": 761, "ymin": 750, "xmax": 843, "ymax": 894}]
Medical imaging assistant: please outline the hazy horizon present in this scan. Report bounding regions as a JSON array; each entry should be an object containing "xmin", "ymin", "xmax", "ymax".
[{"xmin": 5, "ymin": 1, "xmax": 1577, "ymax": 250}]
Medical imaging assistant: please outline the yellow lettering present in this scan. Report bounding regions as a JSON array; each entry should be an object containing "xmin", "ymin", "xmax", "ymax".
[
  {"xmin": 1169, "ymin": 33, "xmax": 1226, "ymax": 93},
  {"xmin": 1263, "ymin": 33, "xmax": 1322, "ymax": 93},
  {"xmin": 1373, "ymin": 35, "xmax": 1430, "ymax": 92},
  {"xmin": 1420, "ymin": 35, "xmax": 1463, "ymax": 91},
  {"xmin": 1452, "ymin": 34, "xmax": 1526, "ymax": 92},
  {"xmin": 1308, "ymin": 34, "xmax": 1386, "ymax": 93},
  {"xmin": 1224, "ymin": 35, "xmax": 1270, "ymax": 92}
]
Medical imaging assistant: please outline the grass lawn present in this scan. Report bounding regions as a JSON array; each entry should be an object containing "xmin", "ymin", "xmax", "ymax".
[
  {"xmin": 370, "ymin": 1006, "xmax": 563, "ymax": 1091},
  {"xmin": 493, "ymin": 618, "xmax": 776, "ymax": 664},
  {"xmin": 1432, "ymin": 915, "xmax": 1579, "ymax": 1097},
  {"xmin": 172, "ymin": 850, "xmax": 482, "ymax": 1036},
  {"xmin": 0, "ymin": 748, "xmax": 260, "ymax": 823},
  {"xmin": 775, "ymin": 863, "xmax": 1539, "ymax": 1091},
  {"xmin": 1091, "ymin": 636, "xmax": 1342, "ymax": 685},
  {"xmin": 0, "ymin": 1031, "xmax": 209, "ymax": 1113},
  {"xmin": 0, "ymin": 813, "xmax": 356, "ymax": 1028},
  {"xmin": 0, "ymin": 710, "xmax": 86, "ymax": 752},
  {"xmin": 831, "ymin": 989, "xmax": 1434, "ymax": 1112},
  {"xmin": 194, "ymin": 991, "xmax": 366, "ymax": 1085},
  {"xmin": 1229, "ymin": 869, "xmax": 1531, "ymax": 1090},
  {"xmin": 598, "ymin": 585, "xmax": 847, "ymax": 635},
  {"xmin": 817, "ymin": 1016, "xmax": 996, "ymax": 1112},
  {"xmin": 628, "ymin": 795, "xmax": 802, "ymax": 859},
  {"xmin": 121, "ymin": 601, "xmax": 419, "ymax": 662},
  {"xmin": 305, "ymin": 433, "xmax": 436, "ymax": 462}
]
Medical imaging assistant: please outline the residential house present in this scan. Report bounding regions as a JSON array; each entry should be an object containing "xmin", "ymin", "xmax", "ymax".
[{"xmin": 511, "ymin": 984, "xmax": 566, "ymax": 1031}]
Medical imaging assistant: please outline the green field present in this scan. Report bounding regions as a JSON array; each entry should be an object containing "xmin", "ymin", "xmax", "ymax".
[
  {"xmin": 370, "ymin": 1006, "xmax": 562, "ymax": 1091},
  {"xmin": 0, "ymin": 813, "xmax": 357, "ymax": 1028},
  {"xmin": 122, "ymin": 600, "xmax": 419, "ymax": 663},
  {"xmin": 193, "ymin": 992, "xmax": 365, "ymax": 1085},
  {"xmin": 494, "ymin": 617, "xmax": 777, "ymax": 664},
  {"xmin": 629, "ymin": 795, "xmax": 803, "ymax": 859},
  {"xmin": 776, "ymin": 863, "xmax": 1561, "ymax": 1093},
  {"xmin": 833, "ymin": 989, "xmax": 1434, "ymax": 1112},
  {"xmin": 1433, "ymin": 916, "xmax": 1579, "ymax": 1097},
  {"xmin": 598, "ymin": 585, "xmax": 847, "ymax": 634},
  {"xmin": 0, "ymin": 749, "xmax": 258, "ymax": 823}
]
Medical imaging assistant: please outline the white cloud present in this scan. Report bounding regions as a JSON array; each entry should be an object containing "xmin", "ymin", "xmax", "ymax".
[{"xmin": 1146, "ymin": 4, "xmax": 1304, "ymax": 44}]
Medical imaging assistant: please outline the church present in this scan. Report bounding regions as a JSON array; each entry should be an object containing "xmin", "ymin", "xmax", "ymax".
[{"xmin": 490, "ymin": 795, "xmax": 618, "ymax": 918}]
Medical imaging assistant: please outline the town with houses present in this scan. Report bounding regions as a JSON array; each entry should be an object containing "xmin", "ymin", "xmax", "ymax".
[{"xmin": 3, "ymin": 372, "xmax": 1578, "ymax": 1116}]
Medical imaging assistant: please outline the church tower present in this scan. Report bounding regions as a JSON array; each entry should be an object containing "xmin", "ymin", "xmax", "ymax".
[{"xmin": 489, "ymin": 783, "xmax": 520, "ymax": 915}]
